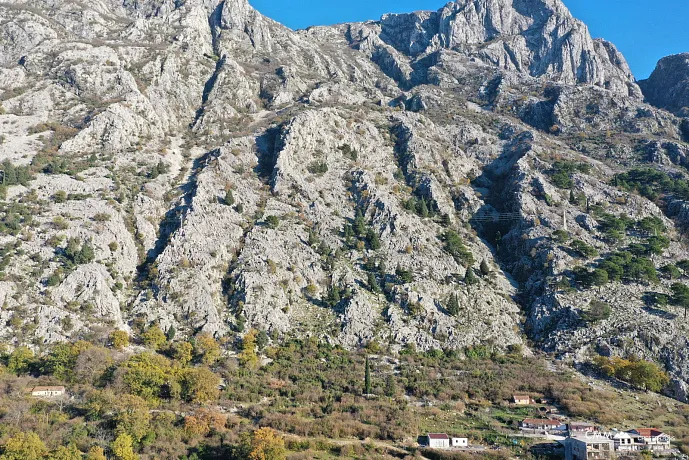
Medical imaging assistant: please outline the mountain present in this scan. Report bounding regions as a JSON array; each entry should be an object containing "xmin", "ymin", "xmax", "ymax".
[
  {"xmin": 640, "ymin": 53, "xmax": 689, "ymax": 116},
  {"xmin": 1, "ymin": 0, "xmax": 689, "ymax": 402}
]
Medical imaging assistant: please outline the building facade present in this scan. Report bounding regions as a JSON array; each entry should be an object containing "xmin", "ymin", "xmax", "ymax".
[
  {"xmin": 451, "ymin": 437, "xmax": 468, "ymax": 447},
  {"xmin": 565, "ymin": 436, "xmax": 614, "ymax": 460},
  {"xmin": 424, "ymin": 433, "xmax": 450, "ymax": 449},
  {"xmin": 28, "ymin": 386, "xmax": 66, "ymax": 398}
]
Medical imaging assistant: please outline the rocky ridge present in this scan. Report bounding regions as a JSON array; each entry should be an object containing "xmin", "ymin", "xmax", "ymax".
[
  {"xmin": 1, "ymin": 0, "xmax": 689, "ymax": 401},
  {"xmin": 640, "ymin": 53, "xmax": 689, "ymax": 116}
]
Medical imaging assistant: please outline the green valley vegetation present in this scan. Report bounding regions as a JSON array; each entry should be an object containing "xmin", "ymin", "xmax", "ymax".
[{"xmin": 0, "ymin": 332, "xmax": 687, "ymax": 459}]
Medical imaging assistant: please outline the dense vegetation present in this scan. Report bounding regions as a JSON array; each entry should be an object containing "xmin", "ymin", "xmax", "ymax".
[{"xmin": 2, "ymin": 330, "xmax": 685, "ymax": 459}]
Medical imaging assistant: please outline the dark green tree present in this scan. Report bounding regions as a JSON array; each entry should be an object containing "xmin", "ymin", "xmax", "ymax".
[
  {"xmin": 479, "ymin": 259, "xmax": 491, "ymax": 276},
  {"xmin": 367, "ymin": 273, "xmax": 381, "ymax": 294},
  {"xmin": 395, "ymin": 265, "xmax": 413, "ymax": 284},
  {"xmin": 367, "ymin": 229, "xmax": 381, "ymax": 250},
  {"xmin": 353, "ymin": 209, "xmax": 367, "ymax": 236},
  {"xmin": 671, "ymin": 282, "xmax": 689, "ymax": 318},
  {"xmin": 165, "ymin": 325, "xmax": 176, "ymax": 341},
  {"xmin": 224, "ymin": 189, "xmax": 235, "ymax": 206},
  {"xmin": 464, "ymin": 267, "xmax": 478, "ymax": 285},
  {"xmin": 418, "ymin": 198, "xmax": 429, "ymax": 218},
  {"xmin": 256, "ymin": 330, "xmax": 269, "ymax": 350},
  {"xmin": 446, "ymin": 293, "xmax": 460, "ymax": 316}
]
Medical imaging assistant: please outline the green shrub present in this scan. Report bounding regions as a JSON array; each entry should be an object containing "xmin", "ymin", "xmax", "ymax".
[{"xmin": 581, "ymin": 300, "xmax": 611, "ymax": 323}]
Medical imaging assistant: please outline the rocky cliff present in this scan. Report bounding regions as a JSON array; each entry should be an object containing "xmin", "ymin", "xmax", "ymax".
[
  {"xmin": 640, "ymin": 53, "xmax": 689, "ymax": 116},
  {"xmin": 1, "ymin": 0, "xmax": 689, "ymax": 401}
]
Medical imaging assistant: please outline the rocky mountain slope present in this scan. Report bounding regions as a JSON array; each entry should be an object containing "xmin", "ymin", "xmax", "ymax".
[
  {"xmin": 640, "ymin": 53, "xmax": 689, "ymax": 116},
  {"xmin": 1, "ymin": 0, "xmax": 689, "ymax": 401}
]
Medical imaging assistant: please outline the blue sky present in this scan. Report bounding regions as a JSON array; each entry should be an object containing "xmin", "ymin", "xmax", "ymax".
[{"xmin": 249, "ymin": 0, "xmax": 689, "ymax": 79}]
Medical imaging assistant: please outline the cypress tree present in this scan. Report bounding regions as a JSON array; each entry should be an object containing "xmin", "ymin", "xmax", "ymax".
[
  {"xmin": 464, "ymin": 267, "xmax": 478, "ymax": 285},
  {"xmin": 447, "ymin": 293, "xmax": 460, "ymax": 316},
  {"xmin": 364, "ymin": 356, "xmax": 372, "ymax": 395}
]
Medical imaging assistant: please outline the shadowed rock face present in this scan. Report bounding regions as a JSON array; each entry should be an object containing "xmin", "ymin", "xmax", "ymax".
[
  {"xmin": 2, "ymin": 0, "xmax": 689, "ymax": 402},
  {"xmin": 639, "ymin": 53, "xmax": 689, "ymax": 115}
]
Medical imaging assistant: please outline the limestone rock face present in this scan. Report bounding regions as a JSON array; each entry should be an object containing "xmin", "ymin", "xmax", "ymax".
[
  {"xmin": 360, "ymin": 0, "xmax": 641, "ymax": 97},
  {"xmin": 639, "ymin": 53, "xmax": 689, "ymax": 115},
  {"xmin": 2, "ymin": 0, "xmax": 689, "ymax": 401}
]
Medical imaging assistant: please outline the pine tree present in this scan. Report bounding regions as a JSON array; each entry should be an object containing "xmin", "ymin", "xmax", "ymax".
[
  {"xmin": 447, "ymin": 293, "xmax": 460, "ymax": 316},
  {"xmin": 326, "ymin": 284, "xmax": 341, "ymax": 306},
  {"xmin": 367, "ymin": 272, "xmax": 381, "ymax": 293},
  {"xmin": 364, "ymin": 356, "xmax": 372, "ymax": 395},
  {"xmin": 367, "ymin": 229, "xmax": 381, "ymax": 250},
  {"xmin": 479, "ymin": 259, "xmax": 491, "ymax": 276},
  {"xmin": 354, "ymin": 209, "xmax": 367, "ymax": 236},
  {"xmin": 418, "ymin": 197, "xmax": 429, "ymax": 217},
  {"xmin": 464, "ymin": 267, "xmax": 478, "ymax": 285},
  {"xmin": 569, "ymin": 189, "xmax": 576, "ymax": 205},
  {"xmin": 165, "ymin": 325, "xmax": 176, "ymax": 341}
]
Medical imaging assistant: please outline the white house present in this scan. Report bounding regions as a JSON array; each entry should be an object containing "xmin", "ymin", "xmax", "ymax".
[
  {"xmin": 27, "ymin": 386, "xmax": 66, "ymax": 398},
  {"xmin": 628, "ymin": 428, "xmax": 672, "ymax": 452},
  {"xmin": 513, "ymin": 394, "xmax": 531, "ymax": 405},
  {"xmin": 610, "ymin": 432, "xmax": 638, "ymax": 452},
  {"xmin": 424, "ymin": 433, "xmax": 450, "ymax": 449},
  {"xmin": 451, "ymin": 437, "xmax": 469, "ymax": 447}
]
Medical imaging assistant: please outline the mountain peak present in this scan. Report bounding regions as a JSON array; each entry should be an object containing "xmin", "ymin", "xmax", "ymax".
[
  {"xmin": 639, "ymin": 53, "xmax": 689, "ymax": 115},
  {"xmin": 373, "ymin": 0, "xmax": 639, "ymax": 97}
]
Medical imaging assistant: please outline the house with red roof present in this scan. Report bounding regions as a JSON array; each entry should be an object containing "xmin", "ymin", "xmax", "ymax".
[
  {"xmin": 628, "ymin": 428, "xmax": 671, "ymax": 452},
  {"xmin": 422, "ymin": 433, "xmax": 450, "ymax": 449}
]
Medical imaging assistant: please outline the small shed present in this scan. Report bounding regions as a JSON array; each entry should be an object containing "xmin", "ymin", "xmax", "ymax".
[
  {"xmin": 424, "ymin": 433, "xmax": 450, "ymax": 449},
  {"xmin": 513, "ymin": 394, "xmax": 531, "ymax": 405},
  {"xmin": 452, "ymin": 437, "xmax": 469, "ymax": 447}
]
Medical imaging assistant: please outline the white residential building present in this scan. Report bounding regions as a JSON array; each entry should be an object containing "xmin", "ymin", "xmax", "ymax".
[
  {"xmin": 451, "ymin": 437, "xmax": 468, "ymax": 447},
  {"xmin": 424, "ymin": 433, "xmax": 450, "ymax": 449}
]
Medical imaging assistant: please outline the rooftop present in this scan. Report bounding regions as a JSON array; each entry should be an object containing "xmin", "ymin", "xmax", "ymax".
[
  {"xmin": 523, "ymin": 418, "xmax": 562, "ymax": 426},
  {"xmin": 630, "ymin": 428, "xmax": 666, "ymax": 438},
  {"xmin": 27, "ymin": 386, "xmax": 66, "ymax": 392},
  {"xmin": 427, "ymin": 433, "xmax": 449, "ymax": 440},
  {"xmin": 569, "ymin": 435, "xmax": 613, "ymax": 443}
]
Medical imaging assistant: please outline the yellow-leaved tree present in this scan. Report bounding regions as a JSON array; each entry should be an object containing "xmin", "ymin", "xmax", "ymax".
[
  {"xmin": 111, "ymin": 433, "xmax": 138, "ymax": 460},
  {"xmin": 238, "ymin": 329, "xmax": 259, "ymax": 369},
  {"xmin": 0, "ymin": 432, "xmax": 48, "ymax": 460},
  {"xmin": 245, "ymin": 427, "xmax": 286, "ymax": 460}
]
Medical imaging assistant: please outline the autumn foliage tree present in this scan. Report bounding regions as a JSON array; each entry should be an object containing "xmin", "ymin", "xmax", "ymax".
[
  {"xmin": 0, "ymin": 431, "xmax": 47, "ymax": 460},
  {"xmin": 239, "ymin": 329, "xmax": 259, "ymax": 369},
  {"xmin": 110, "ymin": 330, "xmax": 130, "ymax": 350},
  {"xmin": 194, "ymin": 333, "xmax": 221, "ymax": 365},
  {"xmin": 243, "ymin": 427, "xmax": 286, "ymax": 460}
]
